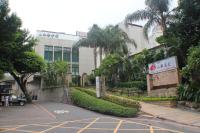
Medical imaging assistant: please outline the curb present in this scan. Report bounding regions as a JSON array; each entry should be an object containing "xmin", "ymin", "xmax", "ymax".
[{"xmin": 141, "ymin": 110, "xmax": 200, "ymax": 128}]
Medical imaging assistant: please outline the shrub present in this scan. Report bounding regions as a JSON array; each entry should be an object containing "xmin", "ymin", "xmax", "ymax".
[
  {"xmin": 71, "ymin": 89, "xmax": 138, "ymax": 117},
  {"xmin": 178, "ymin": 83, "xmax": 200, "ymax": 103},
  {"xmin": 116, "ymin": 81, "xmax": 147, "ymax": 91},
  {"xmin": 75, "ymin": 87, "xmax": 96, "ymax": 97},
  {"xmin": 75, "ymin": 87, "xmax": 140, "ymax": 109},
  {"xmin": 103, "ymin": 94, "xmax": 140, "ymax": 109}
]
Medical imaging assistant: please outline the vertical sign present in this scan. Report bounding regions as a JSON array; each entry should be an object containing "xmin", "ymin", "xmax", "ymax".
[{"xmin": 96, "ymin": 76, "xmax": 100, "ymax": 98}]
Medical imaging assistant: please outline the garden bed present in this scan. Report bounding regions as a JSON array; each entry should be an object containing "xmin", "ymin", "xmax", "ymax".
[{"xmin": 71, "ymin": 88, "xmax": 139, "ymax": 117}]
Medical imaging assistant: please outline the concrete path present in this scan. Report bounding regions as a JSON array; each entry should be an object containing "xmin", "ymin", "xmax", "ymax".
[{"xmin": 140, "ymin": 102, "xmax": 200, "ymax": 127}]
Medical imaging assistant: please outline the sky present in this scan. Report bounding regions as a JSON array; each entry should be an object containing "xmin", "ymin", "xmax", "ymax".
[{"xmin": 9, "ymin": 0, "xmax": 178, "ymax": 35}]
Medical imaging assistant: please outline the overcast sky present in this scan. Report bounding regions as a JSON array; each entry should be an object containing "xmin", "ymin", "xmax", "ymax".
[{"xmin": 9, "ymin": 0, "xmax": 178, "ymax": 35}]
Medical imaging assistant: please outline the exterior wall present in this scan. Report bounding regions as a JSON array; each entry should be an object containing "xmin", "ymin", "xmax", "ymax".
[
  {"xmin": 38, "ymin": 87, "xmax": 67, "ymax": 102},
  {"xmin": 118, "ymin": 23, "xmax": 149, "ymax": 55},
  {"xmin": 79, "ymin": 47, "xmax": 95, "ymax": 76},
  {"xmin": 34, "ymin": 36, "xmax": 76, "ymax": 60},
  {"xmin": 34, "ymin": 31, "xmax": 95, "ymax": 76}
]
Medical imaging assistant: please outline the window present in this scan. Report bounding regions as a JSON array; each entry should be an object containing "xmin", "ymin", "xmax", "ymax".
[
  {"xmin": 44, "ymin": 45, "xmax": 53, "ymax": 62},
  {"xmin": 63, "ymin": 47, "xmax": 71, "ymax": 62},
  {"xmin": 54, "ymin": 46, "xmax": 62, "ymax": 61},
  {"xmin": 72, "ymin": 48, "xmax": 79, "ymax": 63},
  {"xmin": 72, "ymin": 64, "xmax": 79, "ymax": 75}
]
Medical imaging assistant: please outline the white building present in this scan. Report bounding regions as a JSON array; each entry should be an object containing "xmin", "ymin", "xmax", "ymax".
[{"xmin": 34, "ymin": 30, "xmax": 94, "ymax": 76}]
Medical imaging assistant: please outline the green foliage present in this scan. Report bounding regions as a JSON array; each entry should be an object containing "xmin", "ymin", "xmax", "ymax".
[
  {"xmin": 75, "ymin": 87, "xmax": 141, "ymax": 109},
  {"xmin": 182, "ymin": 46, "xmax": 200, "ymax": 81},
  {"xmin": 97, "ymin": 49, "xmax": 165, "ymax": 89},
  {"xmin": 71, "ymin": 88, "xmax": 138, "ymax": 117},
  {"xmin": 42, "ymin": 61, "xmax": 68, "ymax": 89},
  {"xmin": 112, "ymin": 92, "xmax": 176, "ymax": 101},
  {"xmin": 88, "ymin": 73, "xmax": 95, "ymax": 85},
  {"xmin": 0, "ymin": 0, "xmax": 44, "ymax": 102},
  {"xmin": 0, "ymin": 69, "xmax": 4, "ymax": 79},
  {"xmin": 125, "ymin": 0, "xmax": 172, "ymax": 38},
  {"xmin": 116, "ymin": 81, "xmax": 147, "ymax": 91},
  {"xmin": 133, "ymin": 97, "xmax": 176, "ymax": 102},
  {"xmin": 103, "ymin": 94, "xmax": 140, "ymax": 109},
  {"xmin": 14, "ymin": 51, "xmax": 45, "ymax": 74},
  {"xmin": 75, "ymin": 87, "xmax": 96, "ymax": 97},
  {"xmin": 178, "ymin": 83, "xmax": 200, "ymax": 103},
  {"xmin": 99, "ymin": 54, "xmax": 122, "ymax": 75}
]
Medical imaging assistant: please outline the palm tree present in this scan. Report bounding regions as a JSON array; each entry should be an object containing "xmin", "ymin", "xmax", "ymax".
[
  {"xmin": 125, "ymin": 0, "xmax": 173, "ymax": 38},
  {"xmin": 103, "ymin": 25, "xmax": 137, "ymax": 56},
  {"xmin": 75, "ymin": 24, "xmax": 137, "ymax": 68},
  {"xmin": 75, "ymin": 24, "xmax": 104, "ymax": 69}
]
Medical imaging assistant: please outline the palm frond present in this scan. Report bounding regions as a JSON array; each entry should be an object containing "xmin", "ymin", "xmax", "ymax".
[
  {"xmin": 145, "ymin": 0, "xmax": 170, "ymax": 12},
  {"xmin": 143, "ymin": 18, "xmax": 156, "ymax": 39},
  {"xmin": 125, "ymin": 9, "xmax": 152, "ymax": 23},
  {"xmin": 73, "ymin": 38, "xmax": 91, "ymax": 48}
]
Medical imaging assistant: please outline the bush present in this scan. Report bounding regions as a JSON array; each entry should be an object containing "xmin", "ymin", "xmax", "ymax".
[
  {"xmin": 75, "ymin": 87, "xmax": 140, "ymax": 108},
  {"xmin": 134, "ymin": 97, "xmax": 176, "ymax": 101},
  {"xmin": 75, "ymin": 87, "xmax": 96, "ymax": 97},
  {"xmin": 103, "ymin": 94, "xmax": 140, "ymax": 109},
  {"xmin": 178, "ymin": 83, "xmax": 200, "ymax": 103},
  {"xmin": 116, "ymin": 81, "xmax": 147, "ymax": 91},
  {"xmin": 71, "ymin": 89, "xmax": 138, "ymax": 117}
]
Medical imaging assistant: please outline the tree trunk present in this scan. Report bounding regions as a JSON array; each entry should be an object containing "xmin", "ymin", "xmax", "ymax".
[
  {"xmin": 99, "ymin": 47, "xmax": 103, "ymax": 64},
  {"xmin": 94, "ymin": 45, "xmax": 97, "ymax": 69},
  {"xmin": 10, "ymin": 72, "xmax": 32, "ymax": 103}
]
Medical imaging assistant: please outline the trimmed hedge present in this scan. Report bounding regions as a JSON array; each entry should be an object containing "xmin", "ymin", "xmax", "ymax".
[
  {"xmin": 75, "ymin": 87, "xmax": 140, "ymax": 109},
  {"xmin": 116, "ymin": 81, "xmax": 147, "ymax": 91},
  {"xmin": 71, "ymin": 89, "xmax": 138, "ymax": 117}
]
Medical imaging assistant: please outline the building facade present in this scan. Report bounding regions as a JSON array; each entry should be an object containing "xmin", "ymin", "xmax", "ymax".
[{"xmin": 34, "ymin": 30, "xmax": 94, "ymax": 76}]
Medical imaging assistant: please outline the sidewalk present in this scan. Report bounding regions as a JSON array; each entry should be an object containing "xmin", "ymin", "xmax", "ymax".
[{"xmin": 140, "ymin": 102, "xmax": 200, "ymax": 127}]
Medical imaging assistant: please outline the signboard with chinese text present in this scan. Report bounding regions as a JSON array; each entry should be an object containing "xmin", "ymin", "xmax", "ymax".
[{"xmin": 148, "ymin": 56, "xmax": 178, "ymax": 74}]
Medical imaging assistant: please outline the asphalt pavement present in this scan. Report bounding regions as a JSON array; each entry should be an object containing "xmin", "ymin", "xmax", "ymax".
[{"xmin": 0, "ymin": 102, "xmax": 199, "ymax": 133}]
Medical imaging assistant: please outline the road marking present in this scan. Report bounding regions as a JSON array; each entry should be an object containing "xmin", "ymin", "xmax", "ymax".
[
  {"xmin": 109, "ymin": 117, "xmax": 184, "ymax": 133},
  {"xmin": 76, "ymin": 118, "xmax": 99, "ymax": 133},
  {"xmin": 39, "ymin": 117, "xmax": 97, "ymax": 133},
  {"xmin": 33, "ymin": 104, "xmax": 56, "ymax": 119},
  {"xmin": 39, "ymin": 121, "xmax": 69, "ymax": 133},
  {"xmin": 0, "ymin": 125, "xmax": 26, "ymax": 133},
  {"xmin": 113, "ymin": 120, "xmax": 123, "ymax": 133},
  {"xmin": 150, "ymin": 126, "xmax": 154, "ymax": 133},
  {"xmin": 53, "ymin": 110, "xmax": 69, "ymax": 114}
]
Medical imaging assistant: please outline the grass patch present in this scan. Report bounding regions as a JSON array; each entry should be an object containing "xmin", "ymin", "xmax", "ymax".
[
  {"xmin": 110, "ymin": 92, "xmax": 176, "ymax": 101},
  {"xmin": 71, "ymin": 88, "xmax": 138, "ymax": 117}
]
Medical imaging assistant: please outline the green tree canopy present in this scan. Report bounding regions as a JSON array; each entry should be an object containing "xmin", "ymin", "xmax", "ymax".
[
  {"xmin": 0, "ymin": 0, "xmax": 45, "ymax": 102},
  {"xmin": 42, "ymin": 61, "xmax": 69, "ymax": 89},
  {"xmin": 125, "ymin": 0, "xmax": 173, "ymax": 38}
]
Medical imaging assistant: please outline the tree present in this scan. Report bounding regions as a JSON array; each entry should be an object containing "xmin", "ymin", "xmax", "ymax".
[
  {"xmin": 10, "ymin": 52, "xmax": 45, "ymax": 102},
  {"xmin": 97, "ymin": 54, "xmax": 123, "ymax": 86},
  {"xmin": 157, "ymin": 0, "xmax": 200, "ymax": 67},
  {"xmin": 75, "ymin": 24, "xmax": 104, "ymax": 68},
  {"xmin": 103, "ymin": 25, "xmax": 137, "ymax": 56},
  {"xmin": 42, "ymin": 61, "xmax": 69, "ymax": 89},
  {"xmin": 75, "ymin": 24, "xmax": 136, "ymax": 68},
  {"xmin": 125, "ymin": 0, "xmax": 173, "ymax": 38},
  {"xmin": 0, "ymin": 0, "xmax": 45, "ymax": 102}
]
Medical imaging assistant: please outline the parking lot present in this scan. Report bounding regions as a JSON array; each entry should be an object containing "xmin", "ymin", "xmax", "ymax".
[{"xmin": 0, "ymin": 102, "xmax": 199, "ymax": 133}]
